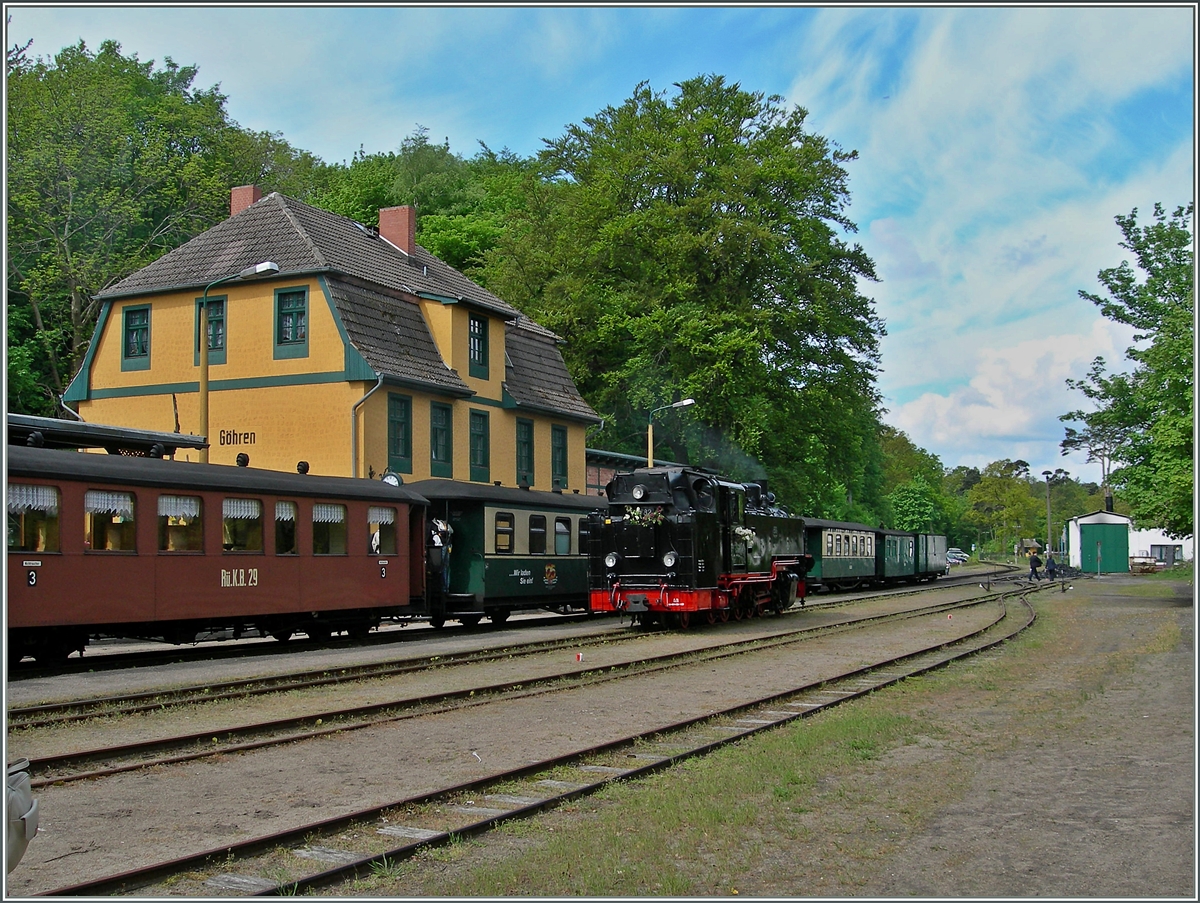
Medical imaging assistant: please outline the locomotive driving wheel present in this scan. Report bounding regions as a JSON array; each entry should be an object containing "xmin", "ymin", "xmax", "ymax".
[{"xmin": 675, "ymin": 611, "xmax": 691, "ymax": 630}]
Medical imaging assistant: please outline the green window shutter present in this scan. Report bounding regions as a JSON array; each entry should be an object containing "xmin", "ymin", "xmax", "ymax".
[
  {"xmin": 516, "ymin": 418, "xmax": 534, "ymax": 486},
  {"xmin": 469, "ymin": 409, "xmax": 490, "ymax": 483},
  {"xmin": 430, "ymin": 402, "xmax": 453, "ymax": 478},
  {"xmin": 387, "ymin": 393, "xmax": 413, "ymax": 474},
  {"xmin": 551, "ymin": 425, "xmax": 567, "ymax": 489}
]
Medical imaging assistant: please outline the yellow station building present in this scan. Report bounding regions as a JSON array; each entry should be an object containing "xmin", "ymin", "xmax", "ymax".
[{"xmin": 65, "ymin": 187, "xmax": 600, "ymax": 490}]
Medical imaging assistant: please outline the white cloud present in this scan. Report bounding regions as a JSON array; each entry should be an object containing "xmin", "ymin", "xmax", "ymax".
[
  {"xmin": 786, "ymin": 6, "xmax": 1193, "ymax": 482},
  {"xmin": 887, "ymin": 317, "xmax": 1137, "ymax": 480}
]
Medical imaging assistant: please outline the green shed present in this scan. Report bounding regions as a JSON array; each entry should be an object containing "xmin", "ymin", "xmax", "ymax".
[{"xmin": 1067, "ymin": 511, "xmax": 1132, "ymax": 574}]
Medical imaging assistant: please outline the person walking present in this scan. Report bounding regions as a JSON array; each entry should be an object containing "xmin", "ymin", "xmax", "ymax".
[
  {"xmin": 1029, "ymin": 552, "xmax": 1043, "ymax": 581},
  {"xmin": 1045, "ymin": 552, "xmax": 1057, "ymax": 581}
]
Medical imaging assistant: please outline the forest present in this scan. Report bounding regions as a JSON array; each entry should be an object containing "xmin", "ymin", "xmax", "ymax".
[{"xmin": 8, "ymin": 39, "xmax": 1191, "ymax": 548}]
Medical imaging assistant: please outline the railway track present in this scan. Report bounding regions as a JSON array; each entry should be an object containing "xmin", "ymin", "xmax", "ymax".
[
  {"xmin": 6, "ymin": 610, "xmax": 594, "ymax": 680},
  {"xmin": 19, "ymin": 594, "xmax": 973, "ymax": 731},
  {"xmin": 21, "ymin": 590, "xmax": 997, "ymax": 787},
  {"xmin": 8, "ymin": 565, "xmax": 1017, "ymax": 682},
  {"xmin": 33, "ymin": 588, "xmax": 1040, "ymax": 897}
]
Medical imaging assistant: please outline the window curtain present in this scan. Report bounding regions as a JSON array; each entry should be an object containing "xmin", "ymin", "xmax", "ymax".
[
  {"xmin": 7, "ymin": 484, "xmax": 58, "ymax": 514},
  {"xmin": 85, "ymin": 490, "xmax": 135, "ymax": 516}
]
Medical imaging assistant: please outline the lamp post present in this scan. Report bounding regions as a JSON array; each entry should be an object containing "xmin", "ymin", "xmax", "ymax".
[
  {"xmin": 1042, "ymin": 470, "xmax": 1053, "ymax": 555},
  {"xmin": 199, "ymin": 261, "xmax": 279, "ymax": 463},
  {"xmin": 647, "ymin": 398, "xmax": 695, "ymax": 467}
]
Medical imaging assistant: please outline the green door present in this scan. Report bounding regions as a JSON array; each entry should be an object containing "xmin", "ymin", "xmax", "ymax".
[{"xmin": 1079, "ymin": 524, "xmax": 1129, "ymax": 573}]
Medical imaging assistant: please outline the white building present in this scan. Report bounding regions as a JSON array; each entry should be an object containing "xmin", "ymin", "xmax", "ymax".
[{"xmin": 1129, "ymin": 526, "xmax": 1193, "ymax": 567}]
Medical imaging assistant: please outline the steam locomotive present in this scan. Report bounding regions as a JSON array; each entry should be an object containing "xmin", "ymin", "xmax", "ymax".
[{"xmin": 586, "ymin": 467, "xmax": 811, "ymax": 627}]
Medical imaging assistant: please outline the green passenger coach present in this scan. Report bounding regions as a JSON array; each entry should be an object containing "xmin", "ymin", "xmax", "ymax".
[{"xmin": 406, "ymin": 479, "xmax": 606, "ymax": 627}]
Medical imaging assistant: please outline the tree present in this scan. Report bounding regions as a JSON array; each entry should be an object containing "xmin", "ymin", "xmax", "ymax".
[
  {"xmin": 6, "ymin": 38, "xmax": 330, "ymax": 414},
  {"xmin": 1061, "ymin": 203, "xmax": 1194, "ymax": 537},
  {"xmin": 480, "ymin": 75, "xmax": 885, "ymax": 516},
  {"xmin": 309, "ymin": 130, "xmax": 527, "ymax": 272},
  {"xmin": 889, "ymin": 475, "xmax": 936, "ymax": 532},
  {"xmin": 966, "ymin": 460, "xmax": 1042, "ymax": 558}
]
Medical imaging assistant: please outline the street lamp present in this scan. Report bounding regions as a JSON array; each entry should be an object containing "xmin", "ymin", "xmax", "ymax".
[
  {"xmin": 647, "ymin": 398, "xmax": 695, "ymax": 467},
  {"xmin": 199, "ymin": 261, "xmax": 279, "ymax": 463},
  {"xmin": 1042, "ymin": 470, "xmax": 1053, "ymax": 555}
]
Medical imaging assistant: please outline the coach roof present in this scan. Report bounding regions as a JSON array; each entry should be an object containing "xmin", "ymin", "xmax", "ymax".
[{"xmin": 8, "ymin": 446, "xmax": 429, "ymax": 506}]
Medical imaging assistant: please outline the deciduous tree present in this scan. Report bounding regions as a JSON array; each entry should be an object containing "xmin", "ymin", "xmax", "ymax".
[
  {"xmin": 1061, "ymin": 203, "xmax": 1194, "ymax": 537},
  {"xmin": 6, "ymin": 37, "xmax": 328, "ymax": 414},
  {"xmin": 480, "ymin": 75, "xmax": 885, "ymax": 516}
]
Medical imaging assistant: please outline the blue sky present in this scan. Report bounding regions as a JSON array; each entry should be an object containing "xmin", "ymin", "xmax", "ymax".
[{"xmin": 7, "ymin": 5, "xmax": 1195, "ymax": 485}]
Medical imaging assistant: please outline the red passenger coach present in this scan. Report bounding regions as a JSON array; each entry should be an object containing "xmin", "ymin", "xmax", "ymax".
[{"xmin": 7, "ymin": 445, "xmax": 428, "ymax": 663}]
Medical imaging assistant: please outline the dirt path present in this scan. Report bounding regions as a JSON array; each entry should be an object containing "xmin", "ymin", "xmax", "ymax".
[{"xmin": 859, "ymin": 575, "xmax": 1194, "ymax": 897}]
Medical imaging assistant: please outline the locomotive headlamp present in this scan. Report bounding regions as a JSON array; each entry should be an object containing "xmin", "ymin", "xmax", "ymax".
[
  {"xmin": 662, "ymin": 550, "xmax": 678, "ymax": 568},
  {"xmin": 605, "ymin": 552, "xmax": 620, "ymax": 569},
  {"xmin": 632, "ymin": 484, "xmax": 647, "ymax": 501}
]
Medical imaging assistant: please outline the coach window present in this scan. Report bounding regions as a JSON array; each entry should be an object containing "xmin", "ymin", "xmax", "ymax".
[
  {"xmin": 826, "ymin": 533, "xmax": 833, "ymax": 556},
  {"xmin": 554, "ymin": 517, "xmax": 571, "ymax": 555},
  {"xmin": 7, "ymin": 484, "xmax": 60, "ymax": 552},
  {"xmin": 529, "ymin": 515, "xmax": 547, "ymax": 554},
  {"xmin": 578, "ymin": 518, "xmax": 590, "ymax": 555},
  {"xmin": 495, "ymin": 513, "xmax": 514, "ymax": 553},
  {"xmin": 369, "ymin": 506, "xmax": 398, "ymax": 555},
  {"xmin": 158, "ymin": 495, "xmax": 203, "ymax": 552},
  {"xmin": 867, "ymin": 536, "xmax": 874, "ymax": 557},
  {"xmin": 834, "ymin": 534, "xmax": 842, "ymax": 556},
  {"xmin": 851, "ymin": 535, "xmax": 858, "ymax": 556},
  {"xmin": 275, "ymin": 501, "xmax": 298, "ymax": 555},
  {"xmin": 84, "ymin": 490, "xmax": 136, "ymax": 551},
  {"xmin": 223, "ymin": 498, "xmax": 263, "ymax": 552},
  {"xmin": 313, "ymin": 503, "xmax": 347, "ymax": 555}
]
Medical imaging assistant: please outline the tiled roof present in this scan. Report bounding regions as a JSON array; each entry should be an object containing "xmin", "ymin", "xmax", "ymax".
[
  {"xmin": 95, "ymin": 192, "xmax": 597, "ymax": 420},
  {"xmin": 97, "ymin": 193, "xmax": 522, "ymax": 320},
  {"xmin": 505, "ymin": 322, "xmax": 601, "ymax": 423},
  {"xmin": 324, "ymin": 278, "xmax": 470, "ymax": 396}
]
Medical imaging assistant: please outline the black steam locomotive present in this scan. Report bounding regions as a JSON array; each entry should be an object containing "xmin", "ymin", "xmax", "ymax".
[{"xmin": 587, "ymin": 467, "xmax": 811, "ymax": 627}]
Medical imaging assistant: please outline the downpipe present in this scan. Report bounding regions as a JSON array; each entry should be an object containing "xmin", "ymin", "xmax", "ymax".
[{"xmin": 350, "ymin": 375, "xmax": 384, "ymax": 478}]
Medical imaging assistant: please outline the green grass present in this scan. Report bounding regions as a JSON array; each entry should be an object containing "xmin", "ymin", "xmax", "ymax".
[{"xmin": 384, "ymin": 705, "xmax": 923, "ymax": 897}]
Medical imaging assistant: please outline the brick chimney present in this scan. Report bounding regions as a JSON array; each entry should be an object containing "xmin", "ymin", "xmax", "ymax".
[
  {"xmin": 230, "ymin": 185, "xmax": 262, "ymax": 217},
  {"xmin": 378, "ymin": 205, "xmax": 416, "ymax": 255}
]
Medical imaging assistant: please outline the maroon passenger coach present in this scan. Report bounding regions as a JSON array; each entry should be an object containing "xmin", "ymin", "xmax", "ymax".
[{"xmin": 7, "ymin": 445, "xmax": 428, "ymax": 663}]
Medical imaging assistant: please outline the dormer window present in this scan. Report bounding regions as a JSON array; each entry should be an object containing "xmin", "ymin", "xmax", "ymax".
[{"xmin": 468, "ymin": 313, "xmax": 489, "ymax": 379}]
